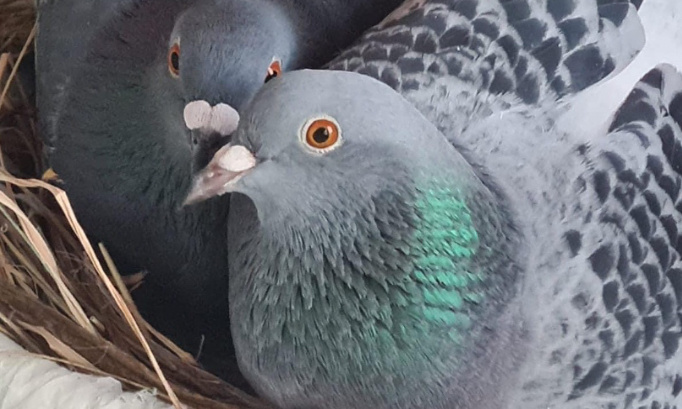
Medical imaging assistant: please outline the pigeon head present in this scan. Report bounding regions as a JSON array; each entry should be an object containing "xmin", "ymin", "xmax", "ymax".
[
  {"xmin": 187, "ymin": 70, "xmax": 521, "ymax": 408},
  {"xmin": 185, "ymin": 69, "xmax": 465, "ymax": 220},
  {"xmin": 167, "ymin": 0, "xmax": 297, "ymax": 170}
]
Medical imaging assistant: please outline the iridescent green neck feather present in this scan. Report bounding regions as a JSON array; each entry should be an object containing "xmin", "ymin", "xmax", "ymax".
[
  {"xmin": 229, "ymin": 172, "xmax": 520, "ymax": 405},
  {"xmin": 412, "ymin": 184, "xmax": 483, "ymax": 340}
]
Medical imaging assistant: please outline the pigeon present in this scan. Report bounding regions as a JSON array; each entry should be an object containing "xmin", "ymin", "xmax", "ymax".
[
  {"xmin": 186, "ymin": 1, "xmax": 682, "ymax": 408},
  {"xmin": 36, "ymin": 0, "xmax": 403, "ymax": 382}
]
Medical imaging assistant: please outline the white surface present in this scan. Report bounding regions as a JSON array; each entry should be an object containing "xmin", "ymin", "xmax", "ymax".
[
  {"xmin": 559, "ymin": 0, "xmax": 682, "ymax": 138},
  {"xmin": 0, "ymin": 333, "xmax": 176, "ymax": 409}
]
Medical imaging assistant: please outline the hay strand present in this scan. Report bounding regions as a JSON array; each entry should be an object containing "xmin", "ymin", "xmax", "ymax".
[{"xmin": 0, "ymin": 23, "xmax": 34, "ymax": 106}]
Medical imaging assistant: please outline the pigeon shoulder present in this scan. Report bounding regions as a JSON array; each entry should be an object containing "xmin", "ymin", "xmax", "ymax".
[{"xmin": 327, "ymin": 0, "xmax": 645, "ymax": 136}]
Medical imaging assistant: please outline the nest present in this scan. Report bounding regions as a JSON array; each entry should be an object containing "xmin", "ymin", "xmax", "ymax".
[{"xmin": 0, "ymin": 2, "xmax": 268, "ymax": 408}]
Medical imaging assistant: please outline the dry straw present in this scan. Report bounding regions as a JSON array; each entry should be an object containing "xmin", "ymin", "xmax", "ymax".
[{"xmin": 0, "ymin": 2, "xmax": 269, "ymax": 408}]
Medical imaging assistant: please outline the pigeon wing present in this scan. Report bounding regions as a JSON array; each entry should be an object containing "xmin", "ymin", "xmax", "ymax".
[
  {"xmin": 546, "ymin": 64, "xmax": 682, "ymax": 406},
  {"xmin": 328, "ymin": 0, "xmax": 645, "ymax": 132}
]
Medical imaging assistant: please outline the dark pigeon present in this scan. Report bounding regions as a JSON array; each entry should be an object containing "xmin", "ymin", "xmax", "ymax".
[{"xmin": 36, "ymin": 0, "xmax": 404, "ymax": 384}]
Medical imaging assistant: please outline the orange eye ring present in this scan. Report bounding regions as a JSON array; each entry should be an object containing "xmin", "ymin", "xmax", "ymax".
[
  {"xmin": 168, "ymin": 43, "xmax": 180, "ymax": 77},
  {"xmin": 303, "ymin": 117, "xmax": 341, "ymax": 152},
  {"xmin": 265, "ymin": 60, "xmax": 282, "ymax": 83}
]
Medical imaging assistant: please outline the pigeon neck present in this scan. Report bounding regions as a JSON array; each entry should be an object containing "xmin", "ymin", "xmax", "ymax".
[{"xmin": 232, "ymin": 166, "xmax": 522, "ymax": 397}]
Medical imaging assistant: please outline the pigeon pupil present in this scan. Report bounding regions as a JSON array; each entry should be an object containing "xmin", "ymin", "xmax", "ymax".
[
  {"xmin": 171, "ymin": 52, "xmax": 180, "ymax": 71},
  {"xmin": 265, "ymin": 71, "xmax": 278, "ymax": 83},
  {"xmin": 313, "ymin": 127, "xmax": 330, "ymax": 144}
]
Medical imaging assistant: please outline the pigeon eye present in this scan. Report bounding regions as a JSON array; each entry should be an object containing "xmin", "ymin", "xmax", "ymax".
[
  {"xmin": 265, "ymin": 60, "xmax": 282, "ymax": 83},
  {"xmin": 302, "ymin": 117, "xmax": 341, "ymax": 152},
  {"xmin": 168, "ymin": 43, "xmax": 180, "ymax": 77}
]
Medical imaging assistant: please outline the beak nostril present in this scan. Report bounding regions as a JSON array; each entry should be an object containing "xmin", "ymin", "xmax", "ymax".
[
  {"xmin": 210, "ymin": 103, "xmax": 240, "ymax": 135},
  {"xmin": 183, "ymin": 100, "xmax": 240, "ymax": 136},
  {"xmin": 184, "ymin": 100, "xmax": 212, "ymax": 130}
]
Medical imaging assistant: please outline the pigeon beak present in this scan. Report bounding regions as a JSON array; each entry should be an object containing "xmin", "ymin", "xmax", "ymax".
[
  {"xmin": 183, "ymin": 144, "xmax": 256, "ymax": 206},
  {"xmin": 190, "ymin": 129, "xmax": 233, "ymax": 172},
  {"xmin": 184, "ymin": 100, "xmax": 241, "ymax": 172}
]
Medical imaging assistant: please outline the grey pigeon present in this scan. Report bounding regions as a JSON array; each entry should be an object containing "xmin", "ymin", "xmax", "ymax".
[
  {"xmin": 186, "ymin": 1, "xmax": 682, "ymax": 408},
  {"xmin": 36, "ymin": 0, "xmax": 403, "ymax": 382}
]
